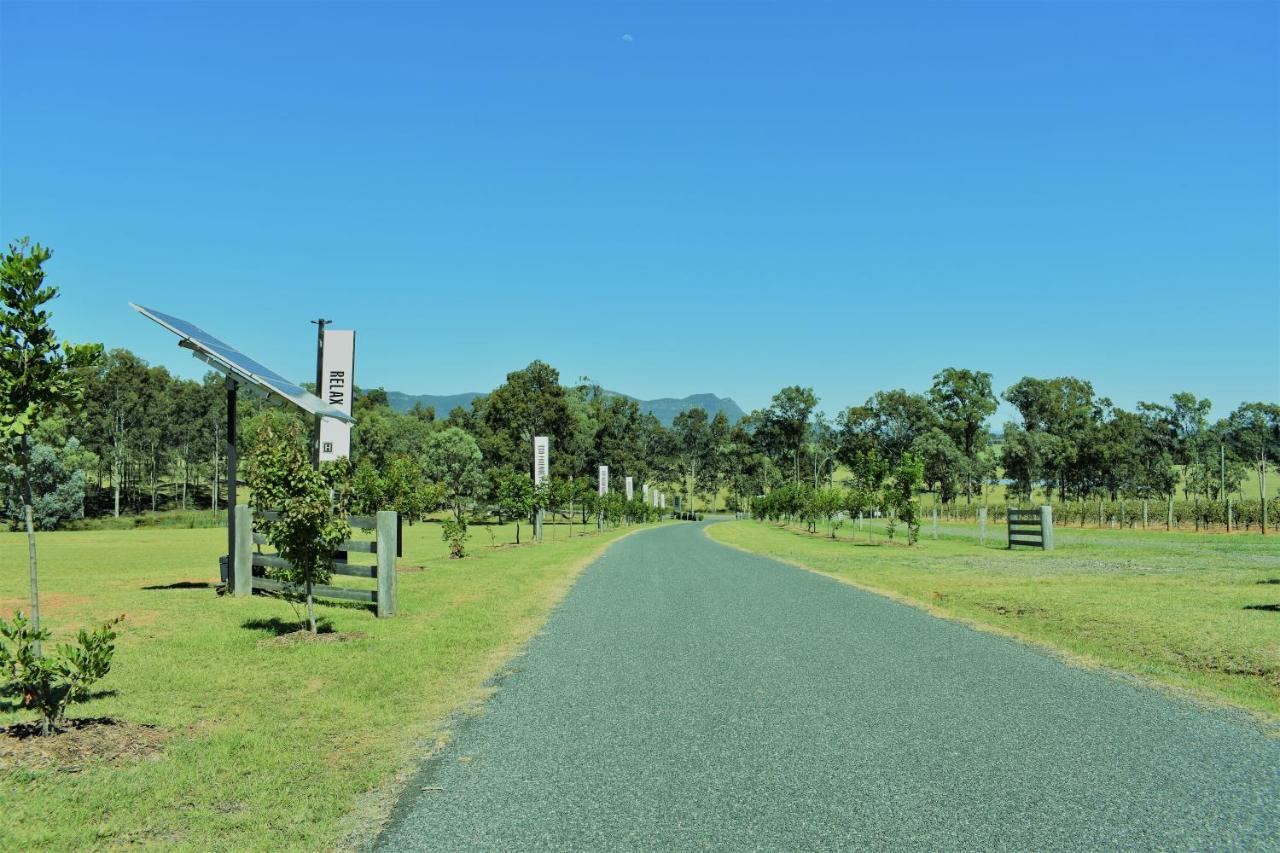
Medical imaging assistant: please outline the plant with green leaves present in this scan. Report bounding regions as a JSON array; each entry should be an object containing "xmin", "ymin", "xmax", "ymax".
[
  {"xmin": 441, "ymin": 518, "xmax": 469, "ymax": 558},
  {"xmin": 883, "ymin": 453, "xmax": 924, "ymax": 544},
  {"xmin": 1, "ymin": 238, "xmax": 103, "ymax": 653},
  {"xmin": 350, "ymin": 459, "xmax": 384, "ymax": 515},
  {"xmin": 245, "ymin": 420, "xmax": 351, "ymax": 634},
  {"xmin": 496, "ymin": 468, "xmax": 534, "ymax": 543},
  {"xmin": 423, "ymin": 427, "xmax": 486, "ymax": 523},
  {"xmin": 813, "ymin": 486, "xmax": 844, "ymax": 538},
  {"xmin": 2, "ymin": 439, "xmax": 90, "ymax": 530},
  {"xmin": 0, "ymin": 610, "xmax": 123, "ymax": 735}
]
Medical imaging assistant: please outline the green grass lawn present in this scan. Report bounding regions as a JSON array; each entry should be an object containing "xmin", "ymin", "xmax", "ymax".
[
  {"xmin": 708, "ymin": 519, "xmax": 1280, "ymax": 727},
  {"xmin": 0, "ymin": 518, "xmax": 645, "ymax": 849}
]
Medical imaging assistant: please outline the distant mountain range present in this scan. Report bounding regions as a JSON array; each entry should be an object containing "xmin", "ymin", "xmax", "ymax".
[{"xmin": 384, "ymin": 389, "xmax": 745, "ymax": 427}]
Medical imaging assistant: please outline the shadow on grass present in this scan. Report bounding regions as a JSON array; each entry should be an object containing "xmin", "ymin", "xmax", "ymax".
[
  {"xmin": 1243, "ymin": 604, "xmax": 1280, "ymax": 613},
  {"xmin": 249, "ymin": 588, "xmax": 377, "ymax": 615},
  {"xmin": 242, "ymin": 616, "xmax": 335, "ymax": 636},
  {"xmin": 142, "ymin": 581, "xmax": 215, "ymax": 590},
  {"xmin": 0, "ymin": 689, "xmax": 118, "ymax": 714},
  {"xmin": 1257, "ymin": 579, "xmax": 1280, "ymax": 585}
]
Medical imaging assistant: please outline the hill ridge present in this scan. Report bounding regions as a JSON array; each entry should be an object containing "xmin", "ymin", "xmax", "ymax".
[{"xmin": 383, "ymin": 389, "xmax": 744, "ymax": 427}]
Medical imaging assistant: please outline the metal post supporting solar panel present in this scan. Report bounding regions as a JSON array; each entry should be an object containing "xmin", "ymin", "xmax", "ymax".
[{"xmin": 226, "ymin": 376, "xmax": 238, "ymax": 582}]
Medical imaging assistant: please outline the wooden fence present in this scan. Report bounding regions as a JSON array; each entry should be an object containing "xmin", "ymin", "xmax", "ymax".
[
  {"xmin": 232, "ymin": 506, "xmax": 398, "ymax": 617},
  {"xmin": 1007, "ymin": 506, "xmax": 1054, "ymax": 550}
]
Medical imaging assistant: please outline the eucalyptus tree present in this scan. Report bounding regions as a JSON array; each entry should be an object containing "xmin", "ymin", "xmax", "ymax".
[
  {"xmin": 911, "ymin": 427, "xmax": 965, "ymax": 503},
  {"xmin": 672, "ymin": 407, "xmax": 712, "ymax": 513},
  {"xmin": 929, "ymin": 368, "xmax": 997, "ymax": 502},
  {"xmin": 1137, "ymin": 393, "xmax": 1212, "ymax": 499},
  {"xmin": 478, "ymin": 360, "xmax": 573, "ymax": 476},
  {"xmin": 1, "ymin": 238, "xmax": 102, "ymax": 648},
  {"xmin": 1225, "ymin": 402, "xmax": 1280, "ymax": 533},
  {"xmin": 1004, "ymin": 376, "xmax": 1103, "ymax": 498},
  {"xmin": 765, "ymin": 386, "xmax": 819, "ymax": 483}
]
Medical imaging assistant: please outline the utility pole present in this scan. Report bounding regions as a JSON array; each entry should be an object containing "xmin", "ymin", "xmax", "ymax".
[{"xmin": 310, "ymin": 318, "xmax": 331, "ymax": 469}]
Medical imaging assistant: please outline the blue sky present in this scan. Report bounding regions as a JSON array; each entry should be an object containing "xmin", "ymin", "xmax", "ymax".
[{"xmin": 2, "ymin": 1, "xmax": 1276, "ymax": 421}]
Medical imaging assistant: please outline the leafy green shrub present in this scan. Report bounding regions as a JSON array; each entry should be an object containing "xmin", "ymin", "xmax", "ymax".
[
  {"xmin": 441, "ymin": 518, "xmax": 469, "ymax": 558},
  {"xmin": 245, "ymin": 420, "xmax": 351, "ymax": 634},
  {"xmin": 1, "ymin": 440, "xmax": 88, "ymax": 530},
  {"xmin": 0, "ymin": 611, "xmax": 124, "ymax": 735}
]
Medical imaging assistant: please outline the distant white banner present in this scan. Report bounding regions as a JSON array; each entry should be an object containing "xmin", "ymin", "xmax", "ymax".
[
  {"xmin": 318, "ymin": 330, "xmax": 355, "ymax": 462},
  {"xmin": 625, "ymin": 477, "xmax": 633, "ymax": 500},
  {"xmin": 642, "ymin": 483, "xmax": 649, "ymax": 502},
  {"xmin": 598, "ymin": 465, "xmax": 609, "ymax": 495},
  {"xmin": 534, "ymin": 436, "xmax": 550, "ymax": 485}
]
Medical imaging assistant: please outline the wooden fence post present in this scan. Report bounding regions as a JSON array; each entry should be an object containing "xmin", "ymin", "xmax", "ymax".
[
  {"xmin": 376, "ymin": 511, "xmax": 397, "ymax": 618},
  {"xmin": 233, "ymin": 504, "xmax": 253, "ymax": 597},
  {"xmin": 979, "ymin": 507, "xmax": 987, "ymax": 544},
  {"xmin": 1040, "ymin": 505, "xmax": 1054, "ymax": 551}
]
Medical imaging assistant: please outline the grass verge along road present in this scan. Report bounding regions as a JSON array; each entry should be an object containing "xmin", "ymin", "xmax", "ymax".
[
  {"xmin": 0, "ymin": 520, "xmax": 639, "ymax": 849},
  {"xmin": 708, "ymin": 520, "xmax": 1280, "ymax": 726}
]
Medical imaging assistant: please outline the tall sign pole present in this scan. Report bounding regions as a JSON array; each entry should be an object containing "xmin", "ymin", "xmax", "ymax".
[
  {"xmin": 309, "ymin": 318, "xmax": 331, "ymax": 469},
  {"xmin": 534, "ymin": 436, "xmax": 549, "ymax": 542},
  {"xmin": 598, "ymin": 465, "xmax": 608, "ymax": 530},
  {"xmin": 625, "ymin": 476, "xmax": 634, "ymax": 525}
]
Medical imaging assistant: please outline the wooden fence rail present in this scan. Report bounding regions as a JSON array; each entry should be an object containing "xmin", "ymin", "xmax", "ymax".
[{"xmin": 233, "ymin": 506, "xmax": 398, "ymax": 617}]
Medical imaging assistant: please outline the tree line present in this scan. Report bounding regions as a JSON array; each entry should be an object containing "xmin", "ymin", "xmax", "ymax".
[
  {"xmin": 5, "ymin": 353, "xmax": 1278, "ymax": 536},
  {"xmin": 2, "ymin": 286, "xmax": 1276, "ymax": 537}
]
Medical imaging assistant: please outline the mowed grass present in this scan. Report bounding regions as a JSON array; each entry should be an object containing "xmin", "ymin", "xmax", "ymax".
[
  {"xmin": 0, "ymin": 518, "xmax": 639, "ymax": 849},
  {"xmin": 708, "ymin": 519, "xmax": 1280, "ymax": 726}
]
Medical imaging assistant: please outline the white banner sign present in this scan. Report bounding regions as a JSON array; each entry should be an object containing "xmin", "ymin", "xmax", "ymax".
[
  {"xmin": 660, "ymin": 493, "xmax": 666, "ymax": 510},
  {"xmin": 318, "ymin": 329, "xmax": 355, "ymax": 462},
  {"xmin": 642, "ymin": 483, "xmax": 649, "ymax": 502},
  {"xmin": 598, "ymin": 465, "xmax": 609, "ymax": 495},
  {"xmin": 533, "ymin": 436, "xmax": 550, "ymax": 485},
  {"xmin": 625, "ymin": 476, "xmax": 633, "ymax": 501}
]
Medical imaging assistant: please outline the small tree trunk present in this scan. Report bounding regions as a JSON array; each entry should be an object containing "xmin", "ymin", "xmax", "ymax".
[
  {"xmin": 305, "ymin": 567, "xmax": 317, "ymax": 634},
  {"xmin": 1261, "ymin": 450, "xmax": 1268, "ymax": 535},
  {"xmin": 113, "ymin": 444, "xmax": 121, "ymax": 518},
  {"xmin": 21, "ymin": 437, "xmax": 42, "ymax": 660}
]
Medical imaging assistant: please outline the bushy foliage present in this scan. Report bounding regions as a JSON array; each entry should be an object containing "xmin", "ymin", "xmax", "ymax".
[
  {"xmin": 0, "ymin": 611, "xmax": 123, "ymax": 735},
  {"xmin": 2, "ymin": 440, "xmax": 89, "ymax": 530},
  {"xmin": 423, "ymin": 427, "xmax": 486, "ymax": 522},
  {"xmin": 441, "ymin": 518, "xmax": 469, "ymax": 558},
  {"xmin": 245, "ymin": 419, "xmax": 351, "ymax": 633}
]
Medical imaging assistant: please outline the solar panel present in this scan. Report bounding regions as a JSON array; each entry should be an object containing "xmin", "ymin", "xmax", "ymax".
[{"xmin": 130, "ymin": 303, "xmax": 354, "ymax": 423}]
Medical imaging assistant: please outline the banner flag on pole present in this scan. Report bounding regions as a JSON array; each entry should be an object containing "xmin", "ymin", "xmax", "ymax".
[
  {"xmin": 534, "ymin": 437, "xmax": 550, "ymax": 485},
  {"xmin": 318, "ymin": 330, "xmax": 355, "ymax": 462}
]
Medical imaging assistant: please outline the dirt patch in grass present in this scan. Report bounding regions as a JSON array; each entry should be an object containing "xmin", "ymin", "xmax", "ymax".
[
  {"xmin": 0, "ymin": 717, "xmax": 170, "ymax": 772},
  {"xmin": 257, "ymin": 630, "xmax": 368, "ymax": 648},
  {"xmin": 398, "ymin": 565, "xmax": 426, "ymax": 574},
  {"xmin": 0, "ymin": 594, "xmax": 90, "ymax": 613},
  {"xmin": 980, "ymin": 602, "xmax": 1053, "ymax": 619}
]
